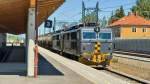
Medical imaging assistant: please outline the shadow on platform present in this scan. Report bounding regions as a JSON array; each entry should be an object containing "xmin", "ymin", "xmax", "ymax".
[
  {"xmin": 0, "ymin": 55, "xmax": 64, "ymax": 76},
  {"xmin": 0, "ymin": 63, "xmax": 26, "ymax": 76},
  {"xmin": 0, "ymin": 46, "xmax": 26, "ymax": 76},
  {"xmin": 0, "ymin": 72, "xmax": 26, "ymax": 76},
  {"xmin": 38, "ymin": 54, "xmax": 64, "ymax": 76}
]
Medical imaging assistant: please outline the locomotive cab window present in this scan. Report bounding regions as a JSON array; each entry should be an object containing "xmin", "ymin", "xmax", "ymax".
[
  {"xmin": 82, "ymin": 32, "xmax": 96, "ymax": 39},
  {"xmin": 99, "ymin": 33, "xmax": 111, "ymax": 39}
]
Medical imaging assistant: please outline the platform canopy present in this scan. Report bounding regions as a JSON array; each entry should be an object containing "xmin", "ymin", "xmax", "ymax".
[{"xmin": 0, "ymin": 0, "xmax": 65, "ymax": 34}]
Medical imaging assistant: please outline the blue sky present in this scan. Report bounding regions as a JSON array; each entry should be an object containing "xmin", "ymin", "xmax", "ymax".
[{"xmin": 39, "ymin": 0, "xmax": 137, "ymax": 35}]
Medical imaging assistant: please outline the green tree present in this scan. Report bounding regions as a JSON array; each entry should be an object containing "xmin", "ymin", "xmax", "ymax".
[
  {"xmin": 108, "ymin": 11, "xmax": 114, "ymax": 24},
  {"xmin": 100, "ymin": 17, "xmax": 107, "ymax": 28},
  {"xmin": 115, "ymin": 6, "xmax": 125, "ymax": 19},
  {"xmin": 108, "ymin": 6, "xmax": 125, "ymax": 24},
  {"xmin": 131, "ymin": 0, "xmax": 150, "ymax": 19}
]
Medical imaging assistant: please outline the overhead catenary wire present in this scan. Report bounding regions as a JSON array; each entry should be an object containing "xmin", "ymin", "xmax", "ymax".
[
  {"xmin": 100, "ymin": 2, "xmax": 136, "ymax": 9},
  {"xmin": 54, "ymin": 1, "xmax": 136, "ymax": 22},
  {"xmin": 52, "ymin": 0, "xmax": 146, "ymax": 24},
  {"xmin": 100, "ymin": 7, "xmax": 132, "ymax": 13}
]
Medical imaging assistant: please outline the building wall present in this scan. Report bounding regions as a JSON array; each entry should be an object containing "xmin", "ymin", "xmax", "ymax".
[{"xmin": 120, "ymin": 26, "xmax": 150, "ymax": 39}]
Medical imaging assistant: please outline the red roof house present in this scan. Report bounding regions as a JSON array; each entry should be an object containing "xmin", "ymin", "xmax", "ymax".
[{"xmin": 109, "ymin": 12, "xmax": 150, "ymax": 39}]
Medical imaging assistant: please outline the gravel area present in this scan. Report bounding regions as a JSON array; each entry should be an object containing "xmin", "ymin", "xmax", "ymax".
[{"xmin": 110, "ymin": 62, "xmax": 150, "ymax": 81}]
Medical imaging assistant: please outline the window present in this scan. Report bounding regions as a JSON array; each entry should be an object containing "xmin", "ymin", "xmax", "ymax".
[
  {"xmin": 53, "ymin": 36, "xmax": 56, "ymax": 40},
  {"xmin": 67, "ymin": 33, "xmax": 70, "ymax": 40},
  {"xmin": 71, "ymin": 32, "xmax": 77, "ymax": 40},
  {"xmin": 142, "ymin": 27, "xmax": 147, "ymax": 32},
  {"xmin": 71, "ymin": 42, "xmax": 77, "ymax": 49},
  {"xmin": 132, "ymin": 26, "xmax": 136, "ymax": 32},
  {"xmin": 56, "ymin": 35, "xmax": 59, "ymax": 40},
  {"xmin": 83, "ymin": 32, "xmax": 96, "ymax": 39},
  {"xmin": 99, "ymin": 33, "xmax": 111, "ymax": 39}
]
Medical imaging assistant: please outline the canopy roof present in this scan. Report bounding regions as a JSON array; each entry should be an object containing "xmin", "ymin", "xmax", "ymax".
[
  {"xmin": 109, "ymin": 13, "xmax": 150, "ymax": 27},
  {"xmin": 0, "ymin": 0, "xmax": 64, "ymax": 34}
]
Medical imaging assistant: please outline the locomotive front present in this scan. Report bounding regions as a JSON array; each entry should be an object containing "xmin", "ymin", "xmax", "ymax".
[{"xmin": 79, "ymin": 27, "xmax": 113, "ymax": 67}]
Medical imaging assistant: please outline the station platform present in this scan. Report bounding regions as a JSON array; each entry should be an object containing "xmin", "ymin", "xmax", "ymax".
[{"xmin": 0, "ymin": 47, "xmax": 128, "ymax": 84}]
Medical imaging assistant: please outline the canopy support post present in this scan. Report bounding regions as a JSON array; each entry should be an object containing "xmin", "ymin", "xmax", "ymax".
[{"xmin": 27, "ymin": 0, "xmax": 36, "ymax": 76}]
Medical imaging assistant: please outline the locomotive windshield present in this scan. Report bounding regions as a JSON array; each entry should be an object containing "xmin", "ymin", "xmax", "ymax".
[
  {"xmin": 83, "ymin": 32, "xmax": 96, "ymax": 39},
  {"xmin": 99, "ymin": 33, "xmax": 111, "ymax": 39}
]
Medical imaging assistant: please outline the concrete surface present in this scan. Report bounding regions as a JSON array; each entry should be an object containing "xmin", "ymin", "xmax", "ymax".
[
  {"xmin": 0, "ymin": 47, "xmax": 130, "ymax": 84},
  {"xmin": 39, "ymin": 47, "xmax": 129, "ymax": 84},
  {"xmin": 0, "ymin": 50, "xmax": 93, "ymax": 84}
]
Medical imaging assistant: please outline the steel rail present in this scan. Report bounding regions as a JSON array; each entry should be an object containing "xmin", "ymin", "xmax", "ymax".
[
  {"xmin": 106, "ymin": 68, "xmax": 150, "ymax": 84},
  {"xmin": 114, "ymin": 51, "xmax": 150, "ymax": 58},
  {"xmin": 113, "ymin": 53, "xmax": 150, "ymax": 62}
]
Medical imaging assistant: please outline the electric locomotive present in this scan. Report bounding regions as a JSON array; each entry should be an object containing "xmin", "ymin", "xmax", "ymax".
[{"xmin": 52, "ymin": 23, "xmax": 113, "ymax": 67}]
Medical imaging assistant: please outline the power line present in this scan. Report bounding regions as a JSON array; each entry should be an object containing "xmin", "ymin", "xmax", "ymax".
[
  {"xmin": 58, "ymin": 12, "xmax": 78, "ymax": 21},
  {"xmin": 68, "ymin": 12, "xmax": 82, "ymax": 19},
  {"xmin": 100, "ymin": 7, "xmax": 132, "ymax": 13},
  {"xmin": 100, "ymin": 2, "xmax": 136, "ymax": 9},
  {"xmin": 100, "ymin": 5, "xmax": 137, "ymax": 13},
  {"xmin": 55, "ymin": 20, "xmax": 79, "ymax": 22},
  {"xmin": 101, "ymin": 9, "xmax": 150, "ymax": 13}
]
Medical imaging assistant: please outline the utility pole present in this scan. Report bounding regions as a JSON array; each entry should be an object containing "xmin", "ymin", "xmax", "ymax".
[
  {"xmin": 82, "ymin": 1, "xmax": 85, "ymax": 25},
  {"xmin": 96, "ymin": 2, "xmax": 99, "ymax": 25},
  {"xmin": 82, "ymin": 1, "xmax": 99, "ymax": 26},
  {"xmin": 53, "ymin": 17, "xmax": 56, "ymax": 33},
  {"xmin": 82, "ymin": 1, "xmax": 100, "ymax": 41}
]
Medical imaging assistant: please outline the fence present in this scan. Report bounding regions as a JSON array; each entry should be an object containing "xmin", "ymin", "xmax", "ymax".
[{"xmin": 114, "ymin": 39, "xmax": 150, "ymax": 53}]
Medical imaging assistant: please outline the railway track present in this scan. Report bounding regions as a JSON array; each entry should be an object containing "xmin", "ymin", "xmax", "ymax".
[
  {"xmin": 113, "ymin": 52, "xmax": 150, "ymax": 62},
  {"xmin": 49, "ymin": 48, "xmax": 150, "ymax": 83},
  {"xmin": 114, "ymin": 51, "xmax": 150, "ymax": 58},
  {"xmin": 61, "ymin": 50, "xmax": 150, "ymax": 83},
  {"xmin": 92, "ymin": 66, "xmax": 150, "ymax": 84}
]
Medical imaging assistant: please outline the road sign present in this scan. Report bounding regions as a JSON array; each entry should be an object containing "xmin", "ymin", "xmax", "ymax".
[{"xmin": 44, "ymin": 20, "xmax": 52, "ymax": 28}]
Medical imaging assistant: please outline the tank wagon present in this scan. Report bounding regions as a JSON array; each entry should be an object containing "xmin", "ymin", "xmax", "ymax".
[
  {"xmin": 38, "ymin": 33, "xmax": 53, "ymax": 49},
  {"xmin": 52, "ymin": 23, "xmax": 113, "ymax": 67}
]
